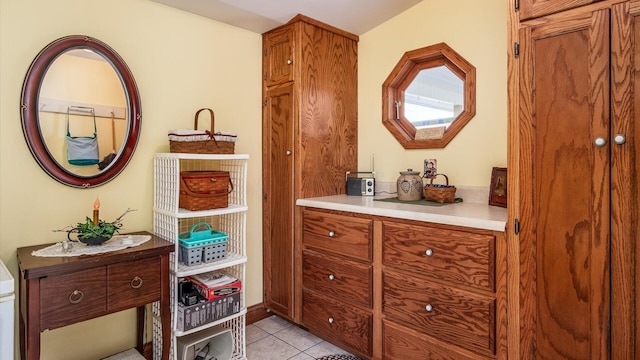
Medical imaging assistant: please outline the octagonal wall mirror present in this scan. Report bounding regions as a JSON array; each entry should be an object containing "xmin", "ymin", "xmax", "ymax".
[
  {"xmin": 21, "ymin": 35, "xmax": 141, "ymax": 188},
  {"xmin": 382, "ymin": 42, "xmax": 475, "ymax": 149}
]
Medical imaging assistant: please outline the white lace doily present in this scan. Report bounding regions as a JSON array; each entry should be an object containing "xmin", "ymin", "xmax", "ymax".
[{"xmin": 31, "ymin": 234, "xmax": 152, "ymax": 257}]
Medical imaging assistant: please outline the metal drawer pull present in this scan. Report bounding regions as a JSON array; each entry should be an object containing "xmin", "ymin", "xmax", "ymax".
[
  {"xmin": 287, "ymin": 59, "xmax": 292, "ymax": 65},
  {"xmin": 69, "ymin": 290, "xmax": 84, "ymax": 304},
  {"xmin": 328, "ymin": 274, "xmax": 335, "ymax": 281},
  {"xmin": 594, "ymin": 137, "xmax": 606, "ymax": 147},
  {"xmin": 425, "ymin": 249, "xmax": 433, "ymax": 256},
  {"xmin": 328, "ymin": 317, "xmax": 334, "ymax": 324},
  {"xmin": 425, "ymin": 304, "xmax": 433, "ymax": 312},
  {"xmin": 614, "ymin": 134, "xmax": 626, "ymax": 145},
  {"xmin": 328, "ymin": 231, "xmax": 335, "ymax": 237},
  {"xmin": 131, "ymin": 276, "xmax": 143, "ymax": 289}
]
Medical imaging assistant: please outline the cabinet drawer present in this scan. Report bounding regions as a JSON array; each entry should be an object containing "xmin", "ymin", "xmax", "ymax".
[
  {"xmin": 302, "ymin": 210, "xmax": 372, "ymax": 261},
  {"xmin": 302, "ymin": 248, "xmax": 372, "ymax": 308},
  {"xmin": 108, "ymin": 256, "xmax": 161, "ymax": 312},
  {"xmin": 40, "ymin": 267, "xmax": 107, "ymax": 330},
  {"xmin": 383, "ymin": 320, "xmax": 487, "ymax": 360},
  {"xmin": 383, "ymin": 221, "xmax": 495, "ymax": 291},
  {"xmin": 383, "ymin": 270, "xmax": 495, "ymax": 356},
  {"xmin": 302, "ymin": 290, "xmax": 372, "ymax": 357}
]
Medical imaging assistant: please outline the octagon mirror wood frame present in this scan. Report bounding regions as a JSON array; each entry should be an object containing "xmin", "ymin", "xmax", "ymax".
[
  {"xmin": 382, "ymin": 42, "xmax": 476, "ymax": 149},
  {"xmin": 20, "ymin": 35, "xmax": 141, "ymax": 188}
]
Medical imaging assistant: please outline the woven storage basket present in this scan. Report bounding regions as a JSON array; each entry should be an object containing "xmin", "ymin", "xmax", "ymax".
[
  {"xmin": 169, "ymin": 108, "xmax": 236, "ymax": 154},
  {"xmin": 423, "ymin": 173, "xmax": 456, "ymax": 203},
  {"xmin": 179, "ymin": 171, "xmax": 234, "ymax": 211}
]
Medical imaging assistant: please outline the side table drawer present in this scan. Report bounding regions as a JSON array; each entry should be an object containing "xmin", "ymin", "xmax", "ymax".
[
  {"xmin": 108, "ymin": 256, "xmax": 161, "ymax": 312},
  {"xmin": 302, "ymin": 210, "xmax": 372, "ymax": 261},
  {"xmin": 302, "ymin": 248, "xmax": 372, "ymax": 308},
  {"xmin": 383, "ymin": 221, "xmax": 495, "ymax": 291},
  {"xmin": 40, "ymin": 267, "xmax": 107, "ymax": 330},
  {"xmin": 383, "ymin": 270, "xmax": 496, "ymax": 356},
  {"xmin": 302, "ymin": 290, "xmax": 372, "ymax": 357}
]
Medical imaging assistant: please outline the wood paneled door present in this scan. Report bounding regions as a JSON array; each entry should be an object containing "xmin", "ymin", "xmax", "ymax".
[{"xmin": 512, "ymin": 1, "xmax": 639, "ymax": 359}]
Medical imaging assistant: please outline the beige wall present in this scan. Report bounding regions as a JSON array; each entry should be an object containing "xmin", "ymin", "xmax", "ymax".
[
  {"xmin": 359, "ymin": 0, "xmax": 507, "ymax": 185},
  {"xmin": 0, "ymin": 0, "xmax": 262, "ymax": 358},
  {"xmin": 0, "ymin": 0, "xmax": 506, "ymax": 358}
]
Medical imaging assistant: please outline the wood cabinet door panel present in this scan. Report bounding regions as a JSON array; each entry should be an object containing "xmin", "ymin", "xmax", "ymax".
[
  {"xmin": 302, "ymin": 289, "xmax": 372, "ymax": 357},
  {"xmin": 263, "ymin": 25, "xmax": 294, "ymax": 86},
  {"xmin": 263, "ymin": 82, "xmax": 295, "ymax": 318},
  {"xmin": 108, "ymin": 256, "xmax": 161, "ymax": 312},
  {"xmin": 383, "ymin": 270, "xmax": 495, "ymax": 356},
  {"xmin": 302, "ymin": 209, "xmax": 372, "ymax": 261},
  {"xmin": 382, "ymin": 221, "xmax": 494, "ymax": 291},
  {"xmin": 518, "ymin": 8, "xmax": 610, "ymax": 359},
  {"xmin": 302, "ymin": 248, "xmax": 372, "ymax": 308},
  {"xmin": 40, "ymin": 267, "xmax": 106, "ymax": 330},
  {"xmin": 382, "ymin": 320, "xmax": 487, "ymax": 360},
  {"xmin": 519, "ymin": 0, "xmax": 603, "ymax": 20}
]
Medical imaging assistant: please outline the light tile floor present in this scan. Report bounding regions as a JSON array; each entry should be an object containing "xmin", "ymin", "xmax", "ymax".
[{"xmin": 246, "ymin": 315, "xmax": 359, "ymax": 360}]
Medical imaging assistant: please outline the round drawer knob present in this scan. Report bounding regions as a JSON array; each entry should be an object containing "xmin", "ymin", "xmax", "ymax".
[
  {"xmin": 425, "ymin": 249, "xmax": 433, "ymax": 256},
  {"xmin": 69, "ymin": 290, "xmax": 84, "ymax": 304},
  {"xmin": 131, "ymin": 276, "xmax": 143, "ymax": 289},
  {"xmin": 328, "ymin": 231, "xmax": 335, "ymax": 237},
  {"xmin": 287, "ymin": 59, "xmax": 292, "ymax": 65},
  {"xmin": 328, "ymin": 274, "xmax": 335, "ymax": 281},
  {"xmin": 328, "ymin": 317, "xmax": 334, "ymax": 324},
  {"xmin": 425, "ymin": 304, "xmax": 433, "ymax": 312}
]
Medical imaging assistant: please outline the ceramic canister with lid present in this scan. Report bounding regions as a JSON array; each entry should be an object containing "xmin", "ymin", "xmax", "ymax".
[{"xmin": 397, "ymin": 169, "xmax": 424, "ymax": 201}]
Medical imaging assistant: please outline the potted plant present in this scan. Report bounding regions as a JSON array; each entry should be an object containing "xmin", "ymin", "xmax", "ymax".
[{"xmin": 57, "ymin": 208, "xmax": 136, "ymax": 245}]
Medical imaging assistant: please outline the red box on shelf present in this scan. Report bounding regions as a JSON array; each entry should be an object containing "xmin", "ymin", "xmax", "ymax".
[{"xmin": 187, "ymin": 271, "xmax": 242, "ymax": 301}]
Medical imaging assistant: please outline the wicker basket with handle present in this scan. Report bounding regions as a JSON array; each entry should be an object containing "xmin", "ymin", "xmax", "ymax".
[
  {"xmin": 179, "ymin": 171, "xmax": 234, "ymax": 211},
  {"xmin": 169, "ymin": 108, "xmax": 236, "ymax": 154},
  {"xmin": 423, "ymin": 173, "xmax": 456, "ymax": 203}
]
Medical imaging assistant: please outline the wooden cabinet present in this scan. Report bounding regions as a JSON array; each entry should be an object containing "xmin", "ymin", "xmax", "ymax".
[
  {"xmin": 17, "ymin": 233, "xmax": 173, "ymax": 360},
  {"xmin": 518, "ymin": 0, "xmax": 603, "ymax": 20},
  {"xmin": 300, "ymin": 209, "xmax": 373, "ymax": 357},
  {"xmin": 299, "ymin": 207, "xmax": 507, "ymax": 360},
  {"xmin": 381, "ymin": 220, "xmax": 505, "ymax": 359},
  {"xmin": 509, "ymin": 1, "xmax": 640, "ymax": 358},
  {"xmin": 262, "ymin": 15, "xmax": 359, "ymax": 321}
]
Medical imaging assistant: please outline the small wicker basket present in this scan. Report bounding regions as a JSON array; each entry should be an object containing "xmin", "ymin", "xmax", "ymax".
[
  {"xmin": 423, "ymin": 173, "xmax": 456, "ymax": 203},
  {"xmin": 169, "ymin": 108, "xmax": 236, "ymax": 154}
]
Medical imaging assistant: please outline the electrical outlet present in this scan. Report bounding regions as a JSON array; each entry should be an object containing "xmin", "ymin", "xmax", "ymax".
[{"xmin": 424, "ymin": 159, "xmax": 437, "ymax": 178}]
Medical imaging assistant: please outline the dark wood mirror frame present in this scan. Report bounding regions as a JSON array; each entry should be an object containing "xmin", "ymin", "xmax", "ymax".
[
  {"xmin": 21, "ymin": 35, "xmax": 141, "ymax": 188},
  {"xmin": 382, "ymin": 42, "xmax": 475, "ymax": 149}
]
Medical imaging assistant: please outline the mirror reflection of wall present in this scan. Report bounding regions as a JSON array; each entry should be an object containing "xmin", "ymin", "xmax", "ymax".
[{"xmin": 38, "ymin": 50, "xmax": 127, "ymax": 176}]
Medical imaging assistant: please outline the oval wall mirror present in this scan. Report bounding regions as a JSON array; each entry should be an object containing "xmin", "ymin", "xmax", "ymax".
[
  {"xmin": 382, "ymin": 43, "xmax": 475, "ymax": 149},
  {"xmin": 21, "ymin": 35, "xmax": 141, "ymax": 188}
]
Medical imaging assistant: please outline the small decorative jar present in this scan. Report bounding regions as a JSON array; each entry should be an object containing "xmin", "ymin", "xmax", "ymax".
[{"xmin": 397, "ymin": 169, "xmax": 424, "ymax": 201}]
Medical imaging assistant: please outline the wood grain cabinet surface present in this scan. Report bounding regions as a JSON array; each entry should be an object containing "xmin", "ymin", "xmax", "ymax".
[
  {"xmin": 510, "ymin": 1, "xmax": 640, "ymax": 358},
  {"xmin": 301, "ymin": 209, "xmax": 374, "ymax": 358},
  {"xmin": 299, "ymin": 207, "xmax": 507, "ymax": 360},
  {"xmin": 262, "ymin": 15, "xmax": 358, "ymax": 321},
  {"xmin": 17, "ymin": 232, "xmax": 173, "ymax": 360}
]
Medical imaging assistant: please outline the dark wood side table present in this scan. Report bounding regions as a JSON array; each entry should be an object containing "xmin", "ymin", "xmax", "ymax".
[{"xmin": 17, "ymin": 231, "xmax": 173, "ymax": 360}]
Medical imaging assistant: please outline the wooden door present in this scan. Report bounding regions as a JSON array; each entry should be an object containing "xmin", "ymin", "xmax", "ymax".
[
  {"xmin": 518, "ymin": 7, "xmax": 611, "ymax": 359},
  {"xmin": 263, "ymin": 83, "xmax": 295, "ymax": 318},
  {"xmin": 611, "ymin": 2, "xmax": 640, "ymax": 358},
  {"xmin": 519, "ymin": 0, "xmax": 603, "ymax": 20},
  {"xmin": 263, "ymin": 26, "xmax": 294, "ymax": 87}
]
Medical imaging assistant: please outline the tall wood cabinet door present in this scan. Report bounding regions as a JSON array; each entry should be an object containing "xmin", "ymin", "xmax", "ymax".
[
  {"xmin": 264, "ymin": 26, "xmax": 294, "ymax": 87},
  {"xmin": 518, "ymin": 8, "xmax": 611, "ymax": 359},
  {"xmin": 611, "ymin": 2, "xmax": 640, "ymax": 358},
  {"xmin": 519, "ymin": 0, "xmax": 603, "ymax": 20},
  {"xmin": 263, "ymin": 82, "xmax": 295, "ymax": 318}
]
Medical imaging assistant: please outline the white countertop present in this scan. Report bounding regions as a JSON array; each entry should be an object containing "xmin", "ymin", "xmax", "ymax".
[{"xmin": 296, "ymin": 194, "xmax": 507, "ymax": 232}]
